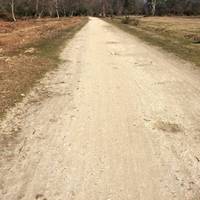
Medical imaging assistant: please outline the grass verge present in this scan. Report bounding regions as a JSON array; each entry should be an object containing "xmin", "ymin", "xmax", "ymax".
[
  {"xmin": 31, "ymin": 19, "xmax": 87, "ymax": 62},
  {"xmin": 105, "ymin": 16, "xmax": 200, "ymax": 67}
]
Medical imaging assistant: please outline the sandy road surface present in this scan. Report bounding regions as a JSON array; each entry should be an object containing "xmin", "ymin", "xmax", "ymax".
[{"xmin": 1, "ymin": 17, "xmax": 200, "ymax": 200}]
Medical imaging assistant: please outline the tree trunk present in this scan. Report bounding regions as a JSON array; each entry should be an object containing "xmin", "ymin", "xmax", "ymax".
[
  {"xmin": 35, "ymin": 0, "xmax": 39, "ymax": 17},
  {"xmin": 152, "ymin": 0, "xmax": 157, "ymax": 15},
  {"xmin": 56, "ymin": 9, "xmax": 60, "ymax": 19},
  {"xmin": 63, "ymin": 8, "xmax": 66, "ymax": 17},
  {"xmin": 38, "ymin": 10, "xmax": 43, "ymax": 18},
  {"xmin": 102, "ymin": 0, "xmax": 106, "ymax": 17},
  {"xmin": 11, "ymin": 0, "xmax": 16, "ymax": 22},
  {"xmin": 55, "ymin": 0, "xmax": 60, "ymax": 19}
]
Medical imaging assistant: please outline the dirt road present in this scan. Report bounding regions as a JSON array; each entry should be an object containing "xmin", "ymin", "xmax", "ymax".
[{"xmin": 1, "ymin": 17, "xmax": 200, "ymax": 200}]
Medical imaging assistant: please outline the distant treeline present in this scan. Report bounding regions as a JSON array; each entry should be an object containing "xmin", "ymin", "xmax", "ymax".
[{"xmin": 0, "ymin": 0, "xmax": 200, "ymax": 21}]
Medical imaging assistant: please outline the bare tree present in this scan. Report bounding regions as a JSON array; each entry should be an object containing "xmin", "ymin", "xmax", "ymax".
[
  {"xmin": 101, "ymin": 0, "xmax": 106, "ymax": 17},
  {"xmin": 0, "ymin": 0, "xmax": 199, "ymax": 19},
  {"xmin": 10, "ymin": 0, "xmax": 16, "ymax": 21},
  {"xmin": 35, "ymin": 0, "xmax": 39, "ymax": 17},
  {"xmin": 55, "ymin": 0, "xmax": 60, "ymax": 19},
  {"xmin": 152, "ymin": 0, "xmax": 157, "ymax": 15}
]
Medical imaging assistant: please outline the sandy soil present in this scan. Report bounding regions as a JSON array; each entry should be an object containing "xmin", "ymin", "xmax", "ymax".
[{"xmin": 1, "ymin": 17, "xmax": 200, "ymax": 200}]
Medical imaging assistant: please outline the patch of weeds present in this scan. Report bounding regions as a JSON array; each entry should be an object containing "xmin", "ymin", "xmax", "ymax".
[
  {"xmin": 121, "ymin": 16, "xmax": 130, "ymax": 24},
  {"xmin": 121, "ymin": 16, "xmax": 139, "ymax": 26},
  {"xmin": 154, "ymin": 120, "xmax": 182, "ymax": 133}
]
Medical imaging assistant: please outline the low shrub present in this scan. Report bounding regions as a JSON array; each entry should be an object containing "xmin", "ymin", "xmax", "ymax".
[{"xmin": 121, "ymin": 16, "xmax": 139, "ymax": 26}]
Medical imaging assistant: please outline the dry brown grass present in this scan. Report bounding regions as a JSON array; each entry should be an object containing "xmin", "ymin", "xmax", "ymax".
[
  {"xmin": 0, "ymin": 17, "xmax": 88, "ymax": 117},
  {"xmin": 137, "ymin": 16, "xmax": 200, "ymax": 43},
  {"xmin": 0, "ymin": 55, "xmax": 52, "ymax": 113},
  {"xmin": 154, "ymin": 120, "xmax": 182, "ymax": 133},
  {"xmin": 0, "ymin": 17, "xmax": 82, "ymax": 53}
]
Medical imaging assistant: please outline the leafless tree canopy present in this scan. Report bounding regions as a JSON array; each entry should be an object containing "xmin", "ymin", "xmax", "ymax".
[{"xmin": 0, "ymin": 0, "xmax": 200, "ymax": 21}]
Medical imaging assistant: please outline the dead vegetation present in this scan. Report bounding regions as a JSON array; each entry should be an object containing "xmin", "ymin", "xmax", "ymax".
[
  {"xmin": 107, "ymin": 16, "xmax": 200, "ymax": 66},
  {"xmin": 0, "ymin": 18, "xmax": 84, "ymax": 52},
  {"xmin": 154, "ymin": 120, "xmax": 182, "ymax": 133},
  {"xmin": 0, "ymin": 17, "xmax": 88, "ymax": 117}
]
